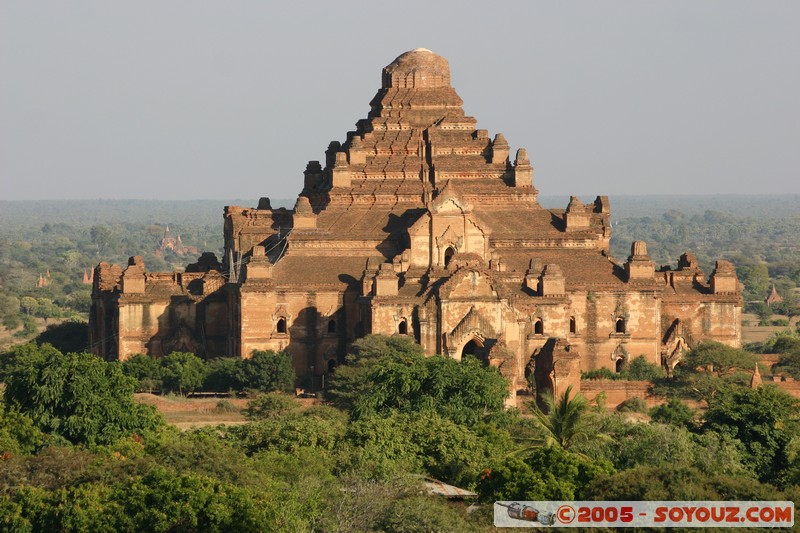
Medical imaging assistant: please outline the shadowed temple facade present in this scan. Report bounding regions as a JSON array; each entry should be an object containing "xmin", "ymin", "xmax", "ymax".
[{"xmin": 90, "ymin": 49, "xmax": 742, "ymax": 404}]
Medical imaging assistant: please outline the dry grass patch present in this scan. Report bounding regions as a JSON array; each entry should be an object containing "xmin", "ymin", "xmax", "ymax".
[
  {"xmin": 134, "ymin": 392, "xmax": 321, "ymax": 430},
  {"xmin": 134, "ymin": 393, "xmax": 250, "ymax": 429}
]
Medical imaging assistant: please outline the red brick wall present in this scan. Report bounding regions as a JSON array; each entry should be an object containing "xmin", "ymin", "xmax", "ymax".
[{"xmin": 581, "ymin": 380, "xmax": 658, "ymax": 408}]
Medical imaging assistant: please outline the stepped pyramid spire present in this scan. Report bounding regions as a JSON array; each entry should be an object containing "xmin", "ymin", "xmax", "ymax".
[
  {"xmin": 766, "ymin": 285, "xmax": 783, "ymax": 306},
  {"xmin": 304, "ymin": 48, "xmax": 537, "ymax": 202},
  {"xmin": 751, "ymin": 364, "xmax": 763, "ymax": 388}
]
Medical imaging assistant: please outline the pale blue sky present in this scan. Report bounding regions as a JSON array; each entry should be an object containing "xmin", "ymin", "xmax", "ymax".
[{"xmin": 1, "ymin": 1, "xmax": 798, "ymax": 201}]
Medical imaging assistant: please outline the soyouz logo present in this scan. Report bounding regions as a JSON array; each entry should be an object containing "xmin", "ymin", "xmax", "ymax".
[{"xmin": 493, "ymin": 501, "xmax": 794, "ymax": 528}]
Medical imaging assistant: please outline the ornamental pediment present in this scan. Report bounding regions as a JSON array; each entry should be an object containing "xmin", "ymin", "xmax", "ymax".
[
  {"xmin": 430, "ymin": 181, "xmax": 472, "ymax": 214},
  {"xmin": 439, "ymin": 268, "xmax": 506, "ymax": 300}
]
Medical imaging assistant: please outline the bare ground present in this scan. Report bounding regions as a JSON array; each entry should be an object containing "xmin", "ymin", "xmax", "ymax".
[
  {"xmin": 742, "ymin": 313, "xmax": 797, "ymax": 344},
  {"xmin": 134, "ymin": 393, "xmax": 250, "ymax": 430},
  {"xmin": 134, "ymin": 392, "xmax": 320, "ymax": 430}
]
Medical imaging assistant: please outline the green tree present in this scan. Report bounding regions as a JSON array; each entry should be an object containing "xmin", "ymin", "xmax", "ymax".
[
  {"xmin": 620, "ymin": 355, "xmax": 664, "ymax": 380},
  {"xmin": 111, "ymin": 469, "xmax": 286, "ymax": 531},
  {"xmin": 159, "ymin": 352, "xmax": 207, "ymax": 395},
  {"xmin": 65, "ymin": 288, "xmax": 92, "ymax": 313},
  {"xmin": 583, "ymin": 464, "xmax": 786, "ymax": 501},
  {"xmin": 649, "ymin": 397, "xmax": 697, "ymax": 429},
  {"xmin": 3, "ymin": 344, "xmax": 163, "ymax": 445},
  {"xmin": 478, "ymin": 446, "xmax": 613, "ymax": 502},
  {"xmin": 89, "ymin": 225, "xmax": 112, "ymax": 253},
  {"xmin": 655, "ymin": 341, "xmax": 757, "ymax": 401},
  {"xmin": 328, "ymin": 335, "xmax": 508, "ymax": 426},
  {"xmin": 685, "ymin": 341, "xmax": 758, "ymax": 377},
  {"xmin": 241, "ymin": 350, "xmax": 295, "ymax": 392},
  {"xmin": 576, "ymin": 412, "xmax": 750, "ymax": 478},
  {"xmin": 19, "ymin": 296, "xmax": 38, "ymax": 316},
  {"xmin": 770, "ymin": 333, "xmax": 800, "ymax": 379},
  {"xmin": 145, "ymin": 429, "xmax": 273, "ymax": 489},
  {"xmin": 752, "ymin": 301, "xmax": 773, "ymax": 323},
  {"xmin": 774, "ymin": 293, "xmax": 798, "ymax": 321},
  {"xmin": 229, "ymin": 408, "xmax": 347, "ymax": 456},
  {"xmin": 0, "ymin": 293, "xmax": 21, "ymax": 330},
  {"xmin": 702, "ymin": 385, "xmax": 800, "ymax": 485},
  {"xmin": 739, "ymin": 262, "xmax": 770, "ymax": 299},
  {"xmin": 0, "ymin": 403, "xmax": 49, "ymax": 455},
  {"xmin": 204, "ymin": 357, "xmax": 245, "ymax": 392},
  {"xmin": 342, "ymin": 410, "xmax": 511, "ymax": 487},
  {"xmin": 378, "ymin": 494, "xmax": 473, "ymax": 533},
  {"xmin": 771, "ymin": 333, "xmax": 800, "ymax": 354},
  {"xmin": 120, "ymin": 354, "xmax": 163, "ymax": 392},
  {"xmin": 326, "ymin": 335, "xmax": 424, "ymax": 411}
]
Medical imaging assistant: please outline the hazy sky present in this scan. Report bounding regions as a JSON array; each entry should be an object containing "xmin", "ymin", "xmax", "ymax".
[{"xmin": 1, "ymin": 1, "xmax": 798, "ymax": 202}]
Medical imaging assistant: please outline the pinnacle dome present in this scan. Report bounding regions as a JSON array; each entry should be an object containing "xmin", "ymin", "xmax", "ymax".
[{"xmin": 382, "ymin": 48, "xmax": 451, "ymax": 89}]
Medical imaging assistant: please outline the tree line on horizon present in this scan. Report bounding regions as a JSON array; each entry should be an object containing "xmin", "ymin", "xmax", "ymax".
[{"xmin": 0, "ymin": 196, "xmax": 798, "ymax": 348}]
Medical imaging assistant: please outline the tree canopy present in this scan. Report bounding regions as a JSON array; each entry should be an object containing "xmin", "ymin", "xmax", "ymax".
[
  {"xmin": 653, "ymin": 341, "xmax": 758, "ymax": 401},
  {"xmin": 3, "ymin": 344, "xmax": 163, "ymax": 445},
  {"xmin": 159, "ymin": 352, "xmax": 207, "ymax": 395},
  {"xmin": 702, "ymin": 385, "xmax": 800, "ymax": 484},
  {"xmin": 241, "ymin": 350, "xmax": 295, "ymax": 392},
  {"xmin": 327, "ymin": 335, "xmax": 508, "ymax": 425}
]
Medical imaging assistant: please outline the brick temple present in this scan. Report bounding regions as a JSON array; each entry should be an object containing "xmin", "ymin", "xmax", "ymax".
[{"xmin": 90, "ymin": 49, "xmax": 742, "ymax": 403}]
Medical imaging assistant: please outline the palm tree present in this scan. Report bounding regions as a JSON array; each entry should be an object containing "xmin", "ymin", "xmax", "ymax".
[{"xmin": 529, "ymin": 385, "xmax": 595, "ymax": 451}]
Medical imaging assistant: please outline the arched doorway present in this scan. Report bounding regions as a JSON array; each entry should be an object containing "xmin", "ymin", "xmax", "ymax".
[
  {"xmin": 461, "ymin": 337, "xmax": 488, "ymax": 363},
  {"xmin": 615, "ymin": 358, "xmax": 624, "ymax": 373},
  {"xmin": 462, "ymin": 339, "xmax": 480, "ymax": 357},
  {"xmin": 398, "ymin": 319, "xmax": 408, "ymax": 335}
]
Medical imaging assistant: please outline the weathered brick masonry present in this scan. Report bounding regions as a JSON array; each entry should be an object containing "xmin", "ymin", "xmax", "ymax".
[{"xmin": 91, "ymin": 49, "xmax": 742, "ymax": 405}]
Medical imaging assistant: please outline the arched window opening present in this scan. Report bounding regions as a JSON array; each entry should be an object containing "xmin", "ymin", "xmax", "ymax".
[
  {"xmin": 616, "ymin": 318, "xmax": 626, "ymax": 334},
  {"xmin": 277, "ymin": 318, "xmax": 287, "ymax": 334},
  {"xmin": 444, "ymin": 246, "xmax": 455, "ymax": 267},
  {"xmin": 615, "ymin": 358, "xmax": 624, "ymax": 373},
  {"xmin": 569, "ymin": 316, "xmax": 577, "ymax": 334},
  {"xmin": 327, "ymin": 319, "xmax": 336, "ymax": 334},
  {"xmin": 398, "ymin": 319, "xmax": 408, "ymax": 335},
  {"xmin": 327, "ymin": 359, "xmax": 337, "ymax": 373},
  {"xmin": 534, "ymin": 319, "xmax": 543, "ymax": 335}
]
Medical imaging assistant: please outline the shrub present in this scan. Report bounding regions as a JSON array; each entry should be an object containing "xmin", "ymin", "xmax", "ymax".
[
  {"xmin": 215, "ymin": 400, "xmax": 238, "ymax": 413},
  {"xmin": 582, "ymin": 368, "xmax": 618, "ymax": 380},
  {"xmin": 243, "ymin": 393, "xmax": 298, "ymax": 420},
  {"xmin": 616, "ymin": 397, "xmax": 648, "ymax": 413},
  {"xmin": 620, "ymin": 355, "xmax": 664, "ymax": 381},
  {"xmin": 649, "ymin": 397, "xmax": 697, "ymax": 428}
]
